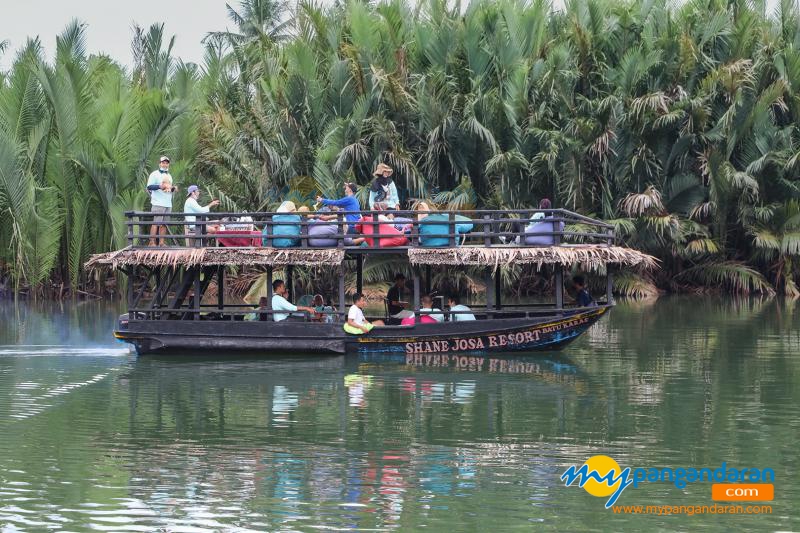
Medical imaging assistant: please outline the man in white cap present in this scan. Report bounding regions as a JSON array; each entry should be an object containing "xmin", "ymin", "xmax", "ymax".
[
  {"xmin": 183, "ymin": 185, "xmax": 219, "ymax": 246},
  {"xmin": 146, "ymin": 156, "xmax": 177, "ymax": 245}
]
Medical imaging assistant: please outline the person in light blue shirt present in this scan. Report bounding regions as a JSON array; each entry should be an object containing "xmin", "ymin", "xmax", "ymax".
[
  {"xmin": 316, "ymin": 182, "xmax": 361, "ymax": 230},
  {"xmin": 368, "ymin": 163, "xmax": 399, "ymax": 209},
  {"xmin": 447, "ymin": 295, "xmax": 476, "ymax": 321},
  {"xmin": 183, "ymin": 185, "xmax": 219, "ymax": 246},
  {"xmin": 271, "ymin": 279, "xmax": 314, "ymax": 322}
]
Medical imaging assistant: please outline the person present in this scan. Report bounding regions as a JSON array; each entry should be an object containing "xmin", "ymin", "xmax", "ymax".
[
  {"xmin": 246, "ymin": 296, "xmax": 270, "ymax": 321},
  {"xmin": 344, "ymin": 292, "xmax": 384, "ymax": 334},
  {"xmin": 368, "ymin": 163, "xmax": 399, "ymax": 209},
  {"xmin": 183, "ymin": 185, "xmax": 219, "ymax": 246},
  {"xmin": 313, "ymin": 294, "xmax": 336, "ymax": 323},
  {"xmin": 316, "ymin": 182, "xmax": 361, "ymax": 231},
  {"xmin": 572, "ymin": 275, "xmax": 596, "ymax": 307},
  {"xmin": 420, "ymin": 295, "xmax": 444, "ymax": 323},
  {"xmin": 271, "ymin": 279, "xmax": 315, "ymax": 322},
  {"xmin": 522, "ymin": 198, "xmax": 564, "ymax": 245},
  {"xmin": 387, "ymin": 273, "xmax": 414, "ymax": 320},
  {"xmin": 146, "ymin": 156, "xmax": 178, "ymax": 245},
  {"xmin": 447, "ymin": 295, "xmax": 476, "ymax": 321}
]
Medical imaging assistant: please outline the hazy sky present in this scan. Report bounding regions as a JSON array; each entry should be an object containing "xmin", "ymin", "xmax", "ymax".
[
  {"xmin": 0, "ymin": 0, "xmax": 231, "ymax": 69},
  {"xmin": 0, "ymin": 0, "xmax": 787, "ymax": 71}
]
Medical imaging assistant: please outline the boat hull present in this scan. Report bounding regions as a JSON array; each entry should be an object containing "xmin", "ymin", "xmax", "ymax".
[{"xmin": 114, "ymin": 305, "xmax": 610, "ymax": 356}]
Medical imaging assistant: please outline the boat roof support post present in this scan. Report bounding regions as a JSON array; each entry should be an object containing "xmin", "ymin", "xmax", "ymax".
[
  {"xmin": 495, "ymin": 267, "xmax": 502, "ymax": 310},
  {"xmin": 127, "ymin": 264, "xmax": 134, "ymax": 312},
  {"xmin": 413, "ymin": 272, "xmax": 420, "ymax": 325},
  {"xmin": 555, "ymin": 264, "xmax": 564, "ymax": 311},
  {"xmin": 193, "ymin": 267, "xmax": 201, "ymax": 320},
  {"xmin": 425, "ymin": 265, "xmax": 432, "ymax": 296},
  {"xmin": 485, "ymin": 267, "xmax": 494, "ymax": 318},
  {"xmin": 217, "ymin": 266, "xmax": 224, "ymax": 311},
  {"xmin": 265, "ymin": 267, "xmax": 274, "ymax": 321},
  {"xmin": 356, "ymin": 255, "xmax": 363, "ymax": 295},
  {"xmin": 287, "ymin": 265, "xmax": 294, "ymax": 303},
  {"xmin": 338, "ymin": 267, "xmax": 346, "ymax": 320}
]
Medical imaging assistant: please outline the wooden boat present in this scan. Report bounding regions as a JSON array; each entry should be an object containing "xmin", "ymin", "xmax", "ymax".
[{"xmin": 87, "ymin": 208, "xmax": 655, "ymax": 356}]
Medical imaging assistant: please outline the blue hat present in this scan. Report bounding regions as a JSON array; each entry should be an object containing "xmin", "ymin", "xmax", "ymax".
[{"xmin": 187, "ymin": 185, "xmax": 199, "ymax": 196}]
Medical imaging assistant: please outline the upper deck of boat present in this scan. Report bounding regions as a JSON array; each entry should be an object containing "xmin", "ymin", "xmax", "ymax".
[{"xmin": 86, "ymin": 208, "xmax": 656, "ymax": 270}]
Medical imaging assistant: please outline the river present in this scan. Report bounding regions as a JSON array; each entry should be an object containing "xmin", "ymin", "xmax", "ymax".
[{"xmin": 0, "ymin": 297, "xmax": 797, "ymax": 531}]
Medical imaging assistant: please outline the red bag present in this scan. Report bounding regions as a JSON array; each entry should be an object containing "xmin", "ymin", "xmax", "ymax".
[{"xmin": 355, "ymin": 216, "xmax": 409, "ymax": 247}]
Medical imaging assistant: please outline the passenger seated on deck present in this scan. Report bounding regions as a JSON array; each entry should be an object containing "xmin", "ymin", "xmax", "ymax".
[
  {"xmin": 245, "ymin": 296, "xmax": 270, "ymax": 321},
  {"xmin": 419, "ymin": 295, "xmax": 444, "ymax": 323},
  {"xmin": 264, "ymin": 201, "xmax": 301, "ymax": 247},
  {"xmin": 415, "ymin": 202, "xmax": 474, "ymax": 247},
  {"xmin": 447, "ymin": 295, "xmax": 476, "ymax": 321},
  {"xmin": 344, "ymin": 293, "xmax": 384, "ymax": 334},
  {"xmin": 271, "ymin": 279, "xmax": 315, "ymax": 322},
  {"xmin": 571, "ymin": 275, "xmax": 596, "ymax": 307}
]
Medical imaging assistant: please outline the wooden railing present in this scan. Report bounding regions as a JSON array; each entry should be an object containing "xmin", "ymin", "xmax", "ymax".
[{"xmin": 125, "ymin": 208, "xmax": 615, "ymax": 249}]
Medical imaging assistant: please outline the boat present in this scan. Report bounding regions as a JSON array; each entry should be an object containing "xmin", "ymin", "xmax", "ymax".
[{"xmin": 86, "ymin": 207, "xmax": 655, "ymax": 356}]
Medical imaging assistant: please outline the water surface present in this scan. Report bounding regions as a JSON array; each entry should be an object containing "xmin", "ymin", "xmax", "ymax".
[{"xmin": 0, "ymin": 297, "xmax": 797, "ymax": 531}]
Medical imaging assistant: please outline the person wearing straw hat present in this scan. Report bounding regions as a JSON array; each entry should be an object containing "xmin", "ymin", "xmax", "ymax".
[
  {"xmin": 183, "ymin": 185, "xmax": 219, "ymax": 246},
  {"xmin": 146, "ymin": 155, "xmax": 178, "ymax": 245},
  {"xmin": 368, "ymin": 163, "xmax": 399, "ymax": 210}
]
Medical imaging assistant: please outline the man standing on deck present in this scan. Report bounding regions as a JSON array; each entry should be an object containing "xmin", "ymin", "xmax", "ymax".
[
  {"xmin": 147, "ymin": 156, "xmax": 178, "ymax": 246},
  {"xmin": 387, "ymin": 273, "xmax": 414, "ymax": 320},
  {"xmin": 271, "ymin": 279, "xmax": 315, "ymax": 322}
]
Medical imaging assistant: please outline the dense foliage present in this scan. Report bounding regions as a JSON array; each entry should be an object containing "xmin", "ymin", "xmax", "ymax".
[{"xmin": 2, "ymin": 0, "xmax": 800, "ymax": 297}]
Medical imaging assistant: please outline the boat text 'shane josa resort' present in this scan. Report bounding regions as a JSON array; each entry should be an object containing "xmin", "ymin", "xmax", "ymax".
[{"xmin": 87, "ymin": 199, "xmax": 656, "ymax": 356}]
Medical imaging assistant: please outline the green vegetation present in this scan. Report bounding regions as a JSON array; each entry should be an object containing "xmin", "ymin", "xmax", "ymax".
[{"xmin": 2, "ymin": 0, "xmax": 800, "ymax": 297}]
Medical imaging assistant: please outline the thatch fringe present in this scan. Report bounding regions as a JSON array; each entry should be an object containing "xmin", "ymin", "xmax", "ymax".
[
  {"xmin": 85, "ymin": 247, "xmax": 345, "ymax": 270},
  {"xmin": 407, "ymin": 245, "xmax": 658, "ymax": 271}
]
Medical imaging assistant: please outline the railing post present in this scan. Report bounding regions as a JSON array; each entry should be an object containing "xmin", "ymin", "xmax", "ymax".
[
  {"xmin": 265, "ymin": 215, "xmax": 272, "ymax": 247},
  {"xmin": 301, "ymin": 216, "xmax": 309, "ymax": 248},
  {"xmin": 606, "ymin": 227, "xmax": 614, "ymax": 246},
  {"xmin": 337, "ymin": 213, "xmax": 344, "ymax": 248},
  {"xmin": 483, "ymin": 215, "xmax": 492, "ymax": 247},
  {"xmin": 126, "ymin": 212, "xmax": 135, "ymax": 247}
]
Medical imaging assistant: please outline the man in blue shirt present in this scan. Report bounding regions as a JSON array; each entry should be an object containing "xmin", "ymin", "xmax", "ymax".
[
  {"xmin": 572, "ymin": 275, "xmax": 596, "ymax": 307},
  {"xmin": 316, "ymin": 182, "xmax": 361, "ymax": 231}
]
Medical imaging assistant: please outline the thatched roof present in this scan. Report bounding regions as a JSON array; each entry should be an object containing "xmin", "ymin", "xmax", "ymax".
[
  {"xmin": 407, "ymin": 245, "xmax": 658, "ymax": 271},
  {"xmin": 86, "ymin": 244, "xmax": 656, "ymax": 271},
  {"xmin": 85, "ymin": 247, "xmax": 345, "ymax": 270}
]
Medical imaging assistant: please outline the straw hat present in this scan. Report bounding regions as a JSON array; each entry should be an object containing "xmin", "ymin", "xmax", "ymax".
[
  {"xmin": 373, "ymin": 163, "xmax": 394, "ymax": 176},
  {"xmin": 277, "ymin": 201, "xmax": 297, "ymax": 213}
]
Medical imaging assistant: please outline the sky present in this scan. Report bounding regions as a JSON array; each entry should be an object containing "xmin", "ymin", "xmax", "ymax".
[
  {"xmin": 0, "ymin": 0, "xmax": 788, "ymax": 71},
  {"xmin": 0, "ymin": 0, "xmax": 231, "ymax": 69}
]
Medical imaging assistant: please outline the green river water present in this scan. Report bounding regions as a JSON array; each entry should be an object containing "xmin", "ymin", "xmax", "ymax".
[{"xmin": 0, "ymin": 297, "xmax": 797, "ymax": 531}]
